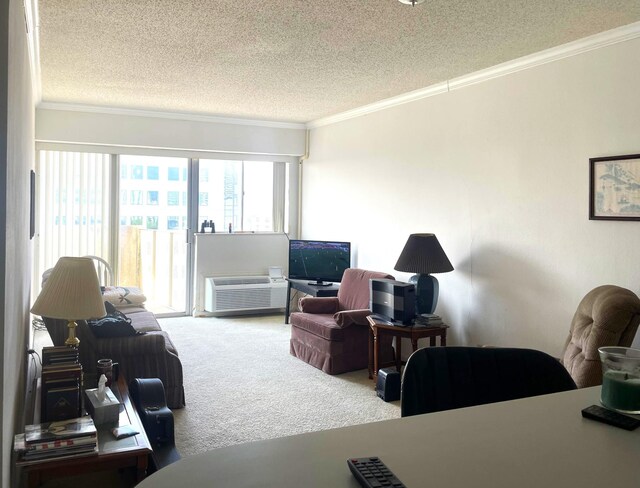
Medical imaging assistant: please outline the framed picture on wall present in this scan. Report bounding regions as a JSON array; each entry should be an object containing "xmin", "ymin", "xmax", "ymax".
[
  {"xmin": 30, "ymin": 169, "xmax": 36, "ymax": 239},
  {"xmin": 589, "ymin": 153, "xmax": 640, "ymax": 221}
]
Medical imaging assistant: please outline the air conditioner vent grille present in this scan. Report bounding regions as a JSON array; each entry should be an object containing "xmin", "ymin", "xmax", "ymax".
[
  {"xmin": 215, "ymin": 288, "xmax": 272, "ymax": 310},
  {"xmin": 204, "ymin": 276, "xmax": 287, "ymax": 314},
  {"xmin": 212, "ymin": 277, "xmax": 270, "ymax": 286}
]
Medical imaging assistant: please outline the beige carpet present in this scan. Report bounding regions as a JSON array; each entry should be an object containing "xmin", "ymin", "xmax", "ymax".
[{"xmin": 159, "ymin": 314, "xmax": 400, "ymax": 457}]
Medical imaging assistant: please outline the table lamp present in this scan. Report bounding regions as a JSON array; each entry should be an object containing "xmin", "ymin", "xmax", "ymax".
[
  {"xmin": 31, "ymin": 256, "xmax": 106, "ymax": 347},
  {"xmin": 394, "ymin": 233, "xmax": 453, "ymax": 315}
]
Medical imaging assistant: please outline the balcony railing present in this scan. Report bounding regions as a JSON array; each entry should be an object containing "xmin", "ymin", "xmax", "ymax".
[{"xmin": 119, "ymin": 226, "xmax": 187, "ymax": 314}]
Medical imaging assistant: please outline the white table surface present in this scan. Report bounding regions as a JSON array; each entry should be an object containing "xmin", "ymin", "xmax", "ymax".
[{"xmin": 138, "ymin": 387, "xmax": 640, "ymax": 487}]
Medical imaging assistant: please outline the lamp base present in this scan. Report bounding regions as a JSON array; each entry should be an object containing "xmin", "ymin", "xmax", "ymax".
[
  {"xmin": 64, "ymin": 320, "xmax": 80, "ymax": 347},
  {"xmin": 408, "ymin": 274, "xmax": 439, "ymax": 315}
]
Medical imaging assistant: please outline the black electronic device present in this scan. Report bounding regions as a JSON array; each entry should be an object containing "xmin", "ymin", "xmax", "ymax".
[
  {"xmin": 370, "ymin": 279, "xmax": 416, "ymax": 325},
  {"xmin": 581, "ymin": 404, "xmax": 640, "ymax": 430},
  {"xmin": 376, "ymin": 367, "xmax": 401, "ymax": 402},
  {"xmin": 347, "ymin": 457, "xmax": 406, "ymax": 488},
  {"xmin": 288, "ymin": 239, "xmax": 351, "ymax": 286}
]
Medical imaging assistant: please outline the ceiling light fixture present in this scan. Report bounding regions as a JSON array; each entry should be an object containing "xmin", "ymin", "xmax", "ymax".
[{"xmin": 398, "ymin": 0, "xmax": 425, "ymax": 5}]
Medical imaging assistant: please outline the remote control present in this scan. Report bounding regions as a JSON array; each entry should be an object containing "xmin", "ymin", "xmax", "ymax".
[
  {"xmin": 347, "ymin": 457, "xmax": 406, "ymax": 488},
  {"xmin": 581, "ymin": 404, "xmax": 640, "ymax": 431}
]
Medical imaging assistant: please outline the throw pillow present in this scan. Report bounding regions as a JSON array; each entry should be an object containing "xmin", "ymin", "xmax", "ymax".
[
  {"xmin": 102, "ymin": 286, "xmax": 147, "ymax": 308},
  {"xmin": 86, "ymin": 302, "xmax": 143, "ymax": 338}
]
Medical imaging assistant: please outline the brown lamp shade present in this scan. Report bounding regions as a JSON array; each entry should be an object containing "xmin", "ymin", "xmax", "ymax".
[
  {"xmin": 394, "ymin": 233, "xmax": 454, "ymax": 274},
  {"xmin": 31, "ymin": 257, "xmax": 106, "ymax": 320}
]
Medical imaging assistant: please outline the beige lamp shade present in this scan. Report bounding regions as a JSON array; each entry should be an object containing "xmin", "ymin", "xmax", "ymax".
[{"xmin": 31, "ymin": 257, "xmax": 106, "ymax": 320}]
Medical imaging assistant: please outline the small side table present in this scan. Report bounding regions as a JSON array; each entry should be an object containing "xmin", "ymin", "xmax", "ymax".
[
  {"xmin": 367, "ymin": 315, "xmax": 448, "ymax": 381},
  {"xmin": 20, "ymin": 375, "xmax": 152, "ymax": 487}
]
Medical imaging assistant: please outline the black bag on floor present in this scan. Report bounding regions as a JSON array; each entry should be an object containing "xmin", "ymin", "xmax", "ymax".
[{"xmin": 129, "ymin": 378, "xmax": 181, "ymax": 472}]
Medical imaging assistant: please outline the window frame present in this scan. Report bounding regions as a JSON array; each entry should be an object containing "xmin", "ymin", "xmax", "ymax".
[{"xmin": 33, "ymin": 145, "xmax": 295, "ymax": 320}]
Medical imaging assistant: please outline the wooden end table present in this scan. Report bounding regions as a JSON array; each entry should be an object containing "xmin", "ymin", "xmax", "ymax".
[
  {"xmin": 20, "ymin": 374, "xmax": 152, "ymax": 487},
  {"xmin": 367, "ymin": 315, "xmax": 448, "ymax": 381}
]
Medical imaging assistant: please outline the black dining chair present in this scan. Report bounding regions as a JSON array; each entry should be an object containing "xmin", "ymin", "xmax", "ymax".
[{"xmin": 401, "ymin": 346, "xmax": 577, "ymax": 417}]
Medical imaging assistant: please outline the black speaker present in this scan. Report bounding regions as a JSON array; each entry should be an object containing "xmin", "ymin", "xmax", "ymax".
[
  {"xmin": 369, "ymin": 278, "xmax": 416, "ymax": 324},
  {"xmin": 376, "ymin": 367, "xmax": 401, "ymax": 402}
]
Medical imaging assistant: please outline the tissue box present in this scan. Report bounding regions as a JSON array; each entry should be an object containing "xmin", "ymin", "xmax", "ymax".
[{"xmin": 85, "ymin": 387, "xmax": 121, "ymax": 425}]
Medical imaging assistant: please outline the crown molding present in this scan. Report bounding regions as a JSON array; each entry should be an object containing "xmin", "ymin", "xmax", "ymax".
[
  {"xmin": 448, "ymin": 20, "xmax": 640, "ymax": 91},
  {"xmin": 36, "ymin": 102, "xmax": 307, "ymax": 130},
  {"xmin": 24, "ymin": 0, "xmax": 41, "ymax": 103},
  {"xmin": 307, "ymin": 21, "xmax": 640, "ymax": 129},
  {"xmin": 306, "ymin": 82, "xmax": 449, "ymax": 129}
]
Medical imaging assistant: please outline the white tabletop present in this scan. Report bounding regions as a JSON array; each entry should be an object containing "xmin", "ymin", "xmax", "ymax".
[{"xmin": 139, "ymin": 387, "xmax": 640, "ymax": 487}]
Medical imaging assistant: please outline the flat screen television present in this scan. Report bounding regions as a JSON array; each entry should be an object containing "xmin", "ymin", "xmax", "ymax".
[{"xmin": 288, "ymin": 240, "xmax": 351, "ymax": 285}]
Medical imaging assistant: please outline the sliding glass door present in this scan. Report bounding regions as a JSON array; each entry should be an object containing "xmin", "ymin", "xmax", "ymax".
[{"xmin": 119, "ymin": 155, "xmax": 190, "ymax": 314}]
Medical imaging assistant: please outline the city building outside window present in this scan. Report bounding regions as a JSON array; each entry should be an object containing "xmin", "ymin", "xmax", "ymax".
[
  {"xmin": 167, "ymin": 216, "xmax": 180, "ymax": 229},
  {"xmin": 198, "ymin": 159, "xmax": 275, "ymax": 233},
  {"xmin": 168, "ymin": 191, "xmax": 179, "ymax": 206},
  {"xmin": 146, "ymin": 216, "xmax": 159, "ymax": 229},
  {"xmin": 131, "ymin": 190, "xmax": 143, "ymax": 205}
]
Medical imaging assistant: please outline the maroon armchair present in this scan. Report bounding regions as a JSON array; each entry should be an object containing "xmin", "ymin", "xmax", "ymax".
[{"xmin": 290, "ymin": 268, "xmax": 395, "ymax": 374}]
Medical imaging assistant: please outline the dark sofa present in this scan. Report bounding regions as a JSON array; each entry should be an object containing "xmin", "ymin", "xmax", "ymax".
[{"xmin": 44, "ymin": 306, "xmax": 185, "ymax": 409}]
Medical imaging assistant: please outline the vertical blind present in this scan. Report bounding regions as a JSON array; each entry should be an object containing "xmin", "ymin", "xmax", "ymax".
[{"xmin": 35, "ymin": 150, "xmax": 112, "ymax": 290}]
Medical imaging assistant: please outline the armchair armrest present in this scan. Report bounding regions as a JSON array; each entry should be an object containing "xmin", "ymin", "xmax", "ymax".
[
  {"xmin": 334, "ymin": 309, "xmax": 372, "ymax": 328},
  {"xmin": 299, "ymin": 296, "xmax": 340, "ymax": 314}
]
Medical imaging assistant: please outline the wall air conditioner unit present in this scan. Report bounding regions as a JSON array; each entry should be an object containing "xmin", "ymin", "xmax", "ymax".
[{"xmin": 204, "ymin": 276, "xmax": 287, "ymax": 315}]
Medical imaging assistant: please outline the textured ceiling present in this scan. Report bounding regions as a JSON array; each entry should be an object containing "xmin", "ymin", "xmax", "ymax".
[{"xmin": 38, "ymin": 1, "xmax": 640, "ymax": 123}]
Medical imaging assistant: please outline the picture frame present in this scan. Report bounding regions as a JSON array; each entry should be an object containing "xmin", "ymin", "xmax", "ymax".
[
  {"xmin": 30, "ymin": 169, "xmax": 36, "ymax": 239},
  {"xmin": 589, "ymin": 154, "xmax": 640, "ymax": 221}
]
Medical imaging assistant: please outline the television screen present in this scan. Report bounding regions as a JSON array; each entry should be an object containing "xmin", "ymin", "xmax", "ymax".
[{"xmin": 288, "ymin": 240, "xmax": 351, "ymax": 284}]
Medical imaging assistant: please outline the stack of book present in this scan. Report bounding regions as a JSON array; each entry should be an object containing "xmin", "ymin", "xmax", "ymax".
[
  {"xmin": 14, "ymin": 417, "xmax": 98, "ymax": 464},
  {"xmin": 40, "ymin": 346, "xmax": 82, "ymax": 422},
  {"xmin": 42, "ymin": 346, "xmax": 79, "ymax": 367},
  {"xmin": 414, "ymin": 313, "xmax": 444, "ymax": 327}
]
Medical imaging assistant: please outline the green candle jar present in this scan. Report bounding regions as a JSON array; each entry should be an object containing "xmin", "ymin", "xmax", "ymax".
[{"xmin": 598, "ymin": 347, "xmax": 640, "ymax": 414}]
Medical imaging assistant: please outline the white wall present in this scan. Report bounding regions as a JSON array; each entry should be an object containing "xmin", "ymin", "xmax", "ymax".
[
  {"xmin": 302, "ymin": 37, "xmax": 640, "ymax": 357},
  {"xmin": 2, "ymin": 0, "xmax": 35, "ymax": 486}
]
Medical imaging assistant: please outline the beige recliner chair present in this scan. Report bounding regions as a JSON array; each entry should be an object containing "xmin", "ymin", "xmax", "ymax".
[{"xmin": 561, "ymin": 285, "xmax": 640, "ymax": 388}]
